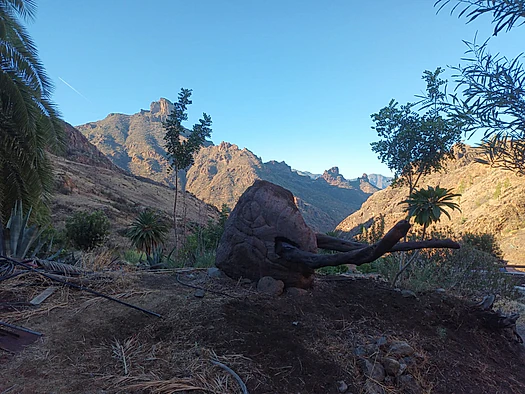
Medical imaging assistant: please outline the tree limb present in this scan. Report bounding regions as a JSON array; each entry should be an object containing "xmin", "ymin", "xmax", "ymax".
[
  {"xmin": 278, "ymin": 220, "xmax": 411, "ymax": 269},
  {"xmin": 316, "ymin": 233, "xmax": 460, "ymax": 253}
]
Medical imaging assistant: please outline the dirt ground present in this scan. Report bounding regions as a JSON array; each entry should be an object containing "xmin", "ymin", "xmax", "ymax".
[{"xmin": 1, "ymin": 270, "xmax": 525, "ymax": 394}]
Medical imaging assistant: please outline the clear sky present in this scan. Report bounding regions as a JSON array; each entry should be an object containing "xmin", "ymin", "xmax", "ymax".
[{"xmin": 27, "ymin": 1, "xmax": 524, "ymax": 179}]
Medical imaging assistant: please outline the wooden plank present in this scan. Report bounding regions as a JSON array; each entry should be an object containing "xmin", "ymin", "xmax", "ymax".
[{"xmin": 29, "ymin": 286, "xmax": 57, "ymax": 306}]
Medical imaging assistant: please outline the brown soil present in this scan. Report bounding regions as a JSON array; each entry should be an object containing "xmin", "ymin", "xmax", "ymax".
[{"xmin": 1, "ymin": 271, "xmax": 524, "ymax": 394}]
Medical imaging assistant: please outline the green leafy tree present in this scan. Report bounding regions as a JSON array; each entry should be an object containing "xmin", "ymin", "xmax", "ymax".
[
  {"xmin": 435, "ymin": 0, "xmax": 525, "ymax": 36},
  {"xmin": 65, "ymin": 210, "xmax": 110, "ymax": 250},
  {"xmin": 436, "ymin": 0, "xmax": 525, "ymax": 174},
  {"xmin": 371, "ymin": 68, "xmax": 463, "ymax": 195},
  {"xmin": 163, "ymin": 88, "xmax": 212, "ymax": 245},
  {"xmin": 0, "ymin": 0, "xmax": 64, "ymax": 222},
  {"xmin": 126, "ymin": 209, "xmax": 169, "ymax": 257}
]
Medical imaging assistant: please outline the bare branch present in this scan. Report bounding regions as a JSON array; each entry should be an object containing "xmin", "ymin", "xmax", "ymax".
[{"xmin": 277, "ymin": 220, "xmax": 411, "ymax": 269}]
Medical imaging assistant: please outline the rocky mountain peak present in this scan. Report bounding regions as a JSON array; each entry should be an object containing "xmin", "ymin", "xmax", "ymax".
[
  {"xmin": 149, "ymin": 98, "xmax": 174, "ymax": 119},
  {"xmin": 325, "ymin": 166, "xmax": 340, "ymax": 176},
  {"xmin": 322, "ymin": 166, "xmax": 346, "ymax": 186},
  {"xmin": 218, "ymin": 141, "xmax": 237, "ymax": 151}
]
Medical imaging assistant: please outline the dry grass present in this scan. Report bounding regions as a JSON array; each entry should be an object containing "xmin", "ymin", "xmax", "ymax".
[{"xmin": 2, "ymin": 269, "xmax": 525, "ymax": 393}]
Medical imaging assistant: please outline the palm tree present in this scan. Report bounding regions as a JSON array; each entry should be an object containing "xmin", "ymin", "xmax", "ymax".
[
  {"xmin": 0, "ymin": 0, "xmax": 64, "ymax": 222},
  {"xmin": 126, "ymin": 209, "xmax": 170, "ymax": 257},
  {"xmin": 401, "ymin": 185, "xmax": 461, "ymax": 240},
  {"xmin": 393, "ymin": 185, "xmax": 461, "ymax": 286}
]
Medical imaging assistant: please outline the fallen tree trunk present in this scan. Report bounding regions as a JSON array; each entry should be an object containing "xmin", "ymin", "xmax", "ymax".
[
  {"xmin": 316, "ymin": 233, "xmax": 460, "ymax": 253},
  {"xmin": 216, "ymin": 180, "xmax": 460, "ymax": 288},
  {"xmin": 278, "ymin": 226, "xmax": 460, "ymax": 269}
]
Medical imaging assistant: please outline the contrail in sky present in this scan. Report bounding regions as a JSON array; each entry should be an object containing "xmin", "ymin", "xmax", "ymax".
[{"xmin": 58, "ymin": 77, "xmax": 92, "ymax": 103}]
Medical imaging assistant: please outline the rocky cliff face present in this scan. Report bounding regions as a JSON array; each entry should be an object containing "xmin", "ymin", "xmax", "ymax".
[
  {"xmin": 367, "ymin": 173, "xmax": 393, "ymax": 189},
  {"xmin": 322, "ymin": 167, "xmax": 379, "ymax": 194},
  {"xmin": 61, "ymin": 122, "xmax": 125, "ymax": 173},
  {"xmin": 77, "ymin": 98, "xmax": 187, "ymax": 186},
  {"xmin": 336, "ymin": 146, "xmax": 525, "ymax": 263},
  {"xmin": 186, "ymin": 142, "xmax": 377, "ymax": 232}
]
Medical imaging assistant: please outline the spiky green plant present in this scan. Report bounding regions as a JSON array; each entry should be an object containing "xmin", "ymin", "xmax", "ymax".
[
  {"xmin": 0, "ymin": 0, "xmax": 64, "ymax": 221},
  {"xmin": 126, "ymin": 209, "xmax": 169, "ymax": 257},
  {"xmin": 0, "ymin": 201, "xmax": 43, "ymax": 258},
  {"xmin": 401, "ymin": 185, "xmax": 461, "ymax": 239}
]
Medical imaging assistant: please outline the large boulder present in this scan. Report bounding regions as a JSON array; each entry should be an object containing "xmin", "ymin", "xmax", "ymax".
[{"xmin": 216, "ymin": 180, "xmax": 317, "ymax": 288}]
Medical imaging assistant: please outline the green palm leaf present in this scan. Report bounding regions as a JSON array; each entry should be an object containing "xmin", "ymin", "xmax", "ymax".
[
  {"xmin": 0, "ymin": 0, "xmax": 63, "ymax": 222},
  {"xmin": 401, "ymin": 185, "xmax": 461, "ymax": 238}
]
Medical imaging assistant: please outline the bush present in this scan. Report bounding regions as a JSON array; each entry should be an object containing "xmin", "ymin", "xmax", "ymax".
[
  {"xmin": 460, "ymin": 232, "xmax": 503, "ymax": 259},
  {"xmin": 65, "ymin": 210, "xmax": 110, "ymax": 250},
  {"xmin": 372, "ymin": 240, "xmax": 517, "ymax": 298},
  {"xmin": 178, "ymin": 205, "xmax": 230, "ymax": 267}
]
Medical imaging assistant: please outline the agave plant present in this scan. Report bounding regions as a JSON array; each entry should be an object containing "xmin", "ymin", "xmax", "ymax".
[
  {"xmin": 1, "ymin": 201, "xmax": 45, "ymax": 259},
  {"xmin": 401, "ymin": 185, "xmax": 461, "ymax": 239}
]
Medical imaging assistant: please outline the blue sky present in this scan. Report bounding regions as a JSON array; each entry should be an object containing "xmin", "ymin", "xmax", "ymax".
[{"xmin": 28, "ymin": 1, "xmax": 524, "ymax": 179}]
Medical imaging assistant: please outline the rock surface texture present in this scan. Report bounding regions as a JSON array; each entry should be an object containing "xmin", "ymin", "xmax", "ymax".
[{"xmin": 216, "ymin": 180, "xmax": 318, "ymax": 288}]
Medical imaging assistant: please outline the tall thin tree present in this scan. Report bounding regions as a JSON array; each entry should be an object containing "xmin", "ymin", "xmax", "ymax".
[{"xmin": 164, "ymin": 88, "xmax": 212, "ymax": 247}]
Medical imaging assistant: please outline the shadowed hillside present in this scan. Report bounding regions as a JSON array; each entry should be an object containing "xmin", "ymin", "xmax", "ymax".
[
  {"xmin": 336, "ymin": 146, "xmax": 525, "ymax": 264},
  {"xmin": 52, "ymin": 123, "xmax": 218, "ymax": 247}
]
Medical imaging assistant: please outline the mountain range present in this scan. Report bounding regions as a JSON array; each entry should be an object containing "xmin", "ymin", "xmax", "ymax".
[
  {"xmin": 58, "ymin": 98, "xmax": 525, "ymax": 264},
  {"xmin": 76, "ymin": 99, "xmax": 384, "ymax": 232}
]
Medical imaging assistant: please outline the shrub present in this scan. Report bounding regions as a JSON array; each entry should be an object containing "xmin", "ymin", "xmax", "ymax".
[
  {"xmin": 460, "ymin": 232, "xmax": 503, "ymax": 259},
  {"xmin": 65, "ymin": 210, "xmax": 110, "ymax": 250},
  {"xmin": 179, "ymin": 205, "xmax": 230, "ymax": 267},
  {"xmin": 372, "ymin": 239, "xmax": 517, "ymax": 298}
]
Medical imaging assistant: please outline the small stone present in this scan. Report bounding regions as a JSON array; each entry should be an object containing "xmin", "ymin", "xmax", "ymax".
[
  {"xmin": 401, "ymin": 289, "xmax": 417, "ymax": 299},
  {"xmin": 399, "ymin": 363, "xmax": 408, "ymax": 375},
  {"xmin": 382, "ymin": 357, "xmax": 400, "ymax": 376},
  {"xmin": 337, "ymin": 380, "xmax": 348, "ymax": 393},
  {"xmin": 363, "ymin": 380, "xmax": 385, "ymax": 394},
  {"xmin": 401, "ymin": 356, "xmax": 415, "ymax": 366},
  {"xmin": 358, "ymin": 359, "xmax": 385, "ymax": 382},
  {"xmin": 207, "ymin": 267, "xmax": 223, "ymax": 278},
  {"xmin": 388, "ymin": 341, "xmax": 415, "ymax": 357},
  {"xmin": 257, "ymin": 276, "xmax": 285, "ymax": 296},
  {"xmin": 435, "ymin": 288, "xmax": 446, "ymax": 293},
  {"xmin": 239, "ymin": 278, "xmax": 252, "ymax": 285},
  {"xmin": 364, "ymin": 344, "xmax": 379, "ymax": 356},
  {"xmin": 353, "ymin": 346, "xmax": 367, "ymax": 356},
  {"xmin": 398, "ymin": 374, "xmax": 422, "ymax": 394},
  {"xmin": 375, "ymin": 336, "xmax": 388, "ymax": 347},
  {"xmin": 286, "ymin": 287, "xmax": 308, "ymax": 296},
  {"xmin": 194, "ymin": 289, "xmax": 205, "ymax": 298}
]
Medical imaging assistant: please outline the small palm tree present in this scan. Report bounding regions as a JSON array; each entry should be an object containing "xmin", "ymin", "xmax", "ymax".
[
  {"xmin": 126, "ymin": 209, "xmax": 169, "ymax": 257},
  {"xmin": 401, "ymin": 185, "xmax": 461, "ymax": 239}
]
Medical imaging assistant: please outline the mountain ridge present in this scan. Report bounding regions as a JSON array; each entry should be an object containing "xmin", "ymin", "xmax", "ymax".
[{"xmin": 76, "ymin": 99, "xmax": 388, "ymax": 231}]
